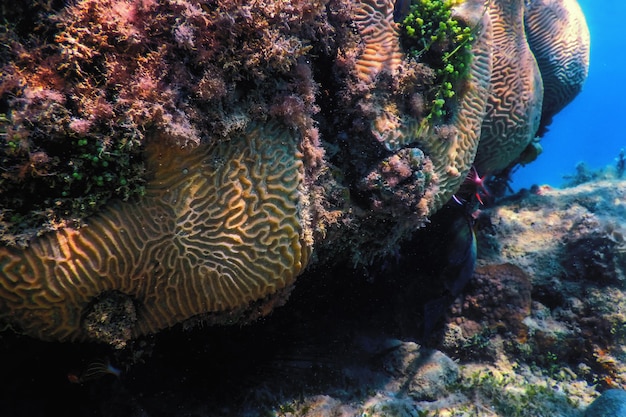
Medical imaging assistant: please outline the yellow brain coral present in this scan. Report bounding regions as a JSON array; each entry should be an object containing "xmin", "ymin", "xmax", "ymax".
[
  {"xmin": 0, "ymin": 121, "xmax": 311, "ymax": 345},
  {"xmin": 474, "ymin": 0, "xmax": 590, "ymax": 174}
]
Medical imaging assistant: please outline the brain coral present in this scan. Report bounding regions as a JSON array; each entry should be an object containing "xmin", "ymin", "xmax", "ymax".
[
  {"xmin": 351, "ymin": 0, "xmax": 404, "ymax": 83},
  {"xmin": 474, "ymin": 0, "xmax": 590, "ymax": 175},
  {"xmin": 0, "ymin": 121, "xmax": 311, "ymax": 345},
  {"xmin": 524, "ymin": 0, "xmax": 591, "ymax": 133},
  {"xmin": 0, "ymin": 0, "xmax": 327, "ymax": 345},
  {"xmin": 473, "ymin": 0, "xmax": 544, "ymax": 175}
]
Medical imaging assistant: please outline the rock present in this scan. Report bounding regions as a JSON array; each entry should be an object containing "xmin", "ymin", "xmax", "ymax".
[
  {"xmin": 381, "ymin": 343, "xmax": 460, "ymax": 401},
  {"xmin": 585, "ymin": 389, "xmax": 626, "ymax": 417}
]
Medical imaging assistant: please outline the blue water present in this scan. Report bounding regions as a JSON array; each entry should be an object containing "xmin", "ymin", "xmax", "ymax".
[{"xmin": 511, "ymin": 0, "xmax": 625, "ymax": 190}]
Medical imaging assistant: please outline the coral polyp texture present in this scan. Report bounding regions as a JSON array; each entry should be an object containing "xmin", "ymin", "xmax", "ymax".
[
  {"xmin": 0, "ymin": 0, "xmax": 591, "ymax": 344},
  {"xmin": 352, "ymin": 0, "xmax": 404, "ymax": 83}
]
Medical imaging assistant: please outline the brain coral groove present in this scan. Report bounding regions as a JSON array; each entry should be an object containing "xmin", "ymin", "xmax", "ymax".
[{"xmin": 0, "ymin": 121, "xmax": 310, "ymax": 343}]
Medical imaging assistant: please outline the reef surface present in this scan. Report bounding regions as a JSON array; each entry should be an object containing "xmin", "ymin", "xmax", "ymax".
[
  {"xmin": 0, "ymin": 0, "xmax": 590, "ymax": 345},
  {"xmin": 2, "ymin": 176, "xmax": 626, "ymax": 416},
  {"xmin": 0, "ymin": 0, "xmax": 604, "ymax": 415}
]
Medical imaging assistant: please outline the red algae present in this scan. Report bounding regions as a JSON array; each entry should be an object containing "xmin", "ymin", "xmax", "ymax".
[{"xmin": 0, "ymin": 0, "xmax": 338, "ymax": 245}]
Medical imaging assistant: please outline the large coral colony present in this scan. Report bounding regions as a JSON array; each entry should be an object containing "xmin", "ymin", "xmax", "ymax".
[{"xmin": 0, "ymin": 0, "xmax": 589, "ymax": 346}]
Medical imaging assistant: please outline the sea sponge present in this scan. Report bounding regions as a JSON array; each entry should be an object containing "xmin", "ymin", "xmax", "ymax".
[
  {"xmin": 473, "ymin": 0, "xmax": 544, "ymax": 175},
  {"xmin": 524, "ymin": 0, "xmax": 590, "ymax": 134},
  {"xmin": 0, "ymin": 121, "xmax": 311, "ymax": 344}
]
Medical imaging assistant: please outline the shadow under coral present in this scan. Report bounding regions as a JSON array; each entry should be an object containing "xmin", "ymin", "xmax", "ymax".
[{"xmin": 0, "ymin": 244, "xmax": 451, "ymax": 417}]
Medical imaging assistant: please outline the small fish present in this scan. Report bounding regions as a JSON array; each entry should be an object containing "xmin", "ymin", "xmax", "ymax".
[
  {"xmin": 67, "ymin": 358, "xmax": 122, "ymax": 384},
  {"xmin": 393, "ymin": 0, "xmax": 412, "ymax": 23},
  {"xmin": 442, "ymin": 213, "xmax": 477, "ymax": 296},
  {"xmin": 417, "ymin": 203, "xmax": 477, "ymax": 338}
]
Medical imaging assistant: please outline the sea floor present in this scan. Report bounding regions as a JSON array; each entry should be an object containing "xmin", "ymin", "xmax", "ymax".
[{"xmin": 3, "ymin": 178, "xmax": 626, "ymax": 416}]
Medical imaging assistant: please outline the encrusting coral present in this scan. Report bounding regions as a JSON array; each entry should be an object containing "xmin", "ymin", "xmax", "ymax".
[
  {"xmin": 448, "ymin": 263, "xmax": 532, "ymax": 344},
  {"xmin": 0, "ymin": 0, "xmax": 590, "ymax": 345}
]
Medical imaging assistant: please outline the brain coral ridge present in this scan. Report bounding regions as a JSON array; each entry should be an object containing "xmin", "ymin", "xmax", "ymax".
[
  {"xmin": 474, "ymin": 0, "xmax": 589, "ymax": 174},
  {"xmin": 0, "ymin": 121, "xmax": 311, "ymax": 344}
]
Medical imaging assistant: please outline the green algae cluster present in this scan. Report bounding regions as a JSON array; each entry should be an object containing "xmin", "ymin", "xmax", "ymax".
[
  {"xmin": 0, "ymin": 109, "xmax": 145, "ymax": 245},
  {"xmin": 399, "ymin": 0, "xmax": 476, "ymax": 121}
]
